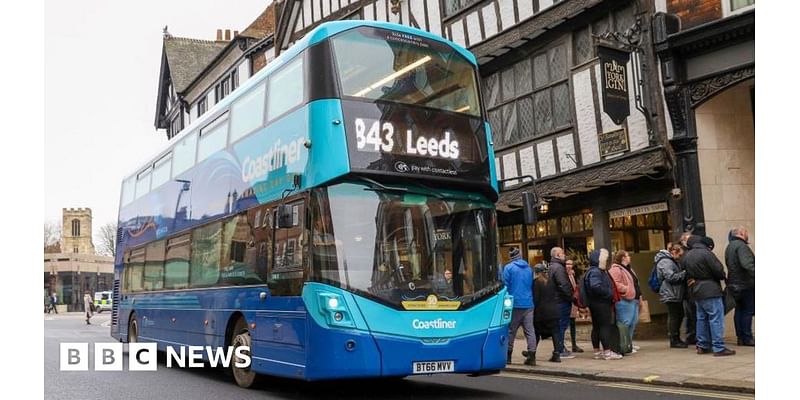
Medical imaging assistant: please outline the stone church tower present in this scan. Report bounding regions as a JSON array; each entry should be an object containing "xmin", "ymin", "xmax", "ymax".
[{"xmin": 62, "ymin": 208, "xmax": 95, "ymax": 254}]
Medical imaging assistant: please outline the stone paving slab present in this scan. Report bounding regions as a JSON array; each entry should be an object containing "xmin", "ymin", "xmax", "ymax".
[{"xmin": 505, "ymin": 338, "xmax": 755, "ymax": 394}]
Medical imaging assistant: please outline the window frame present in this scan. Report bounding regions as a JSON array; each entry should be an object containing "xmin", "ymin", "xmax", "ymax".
[
  {"xmin": 151, "ymin": 152, "xmax": 172, "ymax": 190},
  {"xmin": 722, "ymin": 0, "xmax": 755, "ymax": 17},
  {"xmin": 228, "ymin": 82, "xmax": 267, "ymax": 145},
  {"xmin": 266, "ymin": 55, "xmax": 305, "ymax": 123},
  {"xmin": 196, "ymin": 113, "xmax": 230, "ymax": 164},
  {"xmin": 486, "ymin": 41, "xmax": 572, "ymax": 149}
]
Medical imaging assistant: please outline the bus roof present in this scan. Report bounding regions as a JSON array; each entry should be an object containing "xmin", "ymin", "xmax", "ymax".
[{"xmin": 122, "ymin": 20, "xmax": 478, "ymax": 183}]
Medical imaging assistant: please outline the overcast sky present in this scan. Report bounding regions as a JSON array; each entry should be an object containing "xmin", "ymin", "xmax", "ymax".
[{"xmin": 44, "ymin": 0, "xmax": 272, "ymax": 233}]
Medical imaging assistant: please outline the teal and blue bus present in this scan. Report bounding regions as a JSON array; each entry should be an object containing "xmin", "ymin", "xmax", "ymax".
[{"xmin": 112, "ymin": 20, "xmax": 512, "ymax": 386}]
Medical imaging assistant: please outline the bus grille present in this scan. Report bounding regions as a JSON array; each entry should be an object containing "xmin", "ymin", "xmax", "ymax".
[{"xmin": 111, "ymin": 279, "xmax": 120, "ymax": 326}]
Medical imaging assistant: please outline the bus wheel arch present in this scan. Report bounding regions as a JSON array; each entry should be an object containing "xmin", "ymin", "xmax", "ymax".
[{"xmin": 228, "ymin": 314, "xmax": 259, "ymax": 388}]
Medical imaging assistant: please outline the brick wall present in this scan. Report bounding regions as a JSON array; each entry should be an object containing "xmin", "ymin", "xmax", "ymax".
[{"xmin": 668, "ymin": 0, "xmax": 722, "ymax": 29}]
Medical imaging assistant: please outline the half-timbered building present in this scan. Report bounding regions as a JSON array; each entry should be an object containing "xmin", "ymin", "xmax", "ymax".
[{"xmin": 154, "ymin": 3, "xmax": 278, "ymax": 140}]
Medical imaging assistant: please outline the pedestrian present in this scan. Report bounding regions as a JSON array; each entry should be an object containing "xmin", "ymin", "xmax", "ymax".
[
  {"xmin": 655, "ymin": 243, "xmax": 689, "ymax": 348},
  {"xmin": 609, "ymin": 250, "xmax": 640, "ymax": 353},
  {"xmin": 678, "ymin": 232, "xmax": 697, "ymax": 344},
  {"xmin": 548, "ymin": 247, "xmax": 576, "ymax": 360},
  {"xmin": 533, "ymin": 263, "xmax": 562, "ymax": 362},
  {"xmin": 503, "ymin": 247, "xmax": 537, "ymax": 365},
  {"xmin": 565, "ymin": 258, "xmax": 584, "ymax": 353},
  {"xmin": 684, "ymin": 235, "xmax": 736, "ymax": 356},
  {"xmin": 725, "ymin": 226, "xmax": 755, "ymax": 346},
  {"xmin": 84, "ymin": 292, "xmax": 94, "ymax": 325},
  {"xmin": 584, "ymin": 249, "xmax": 623, "ymax": 360},
  {"xmin": 50, "ymin": 293, "xmax": 59, "ymax": 314}
]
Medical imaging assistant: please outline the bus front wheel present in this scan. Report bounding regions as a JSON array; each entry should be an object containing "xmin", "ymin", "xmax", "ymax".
[
  {"xmin": 128, "ymin": 313, "xmax": 139, "ymax": 343},
  {"xmin": 230, "ymin": 317, "xmax": 258, "ymax": 388}
]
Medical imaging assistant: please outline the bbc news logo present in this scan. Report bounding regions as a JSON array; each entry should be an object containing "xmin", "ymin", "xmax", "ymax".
[{"xmin": 59, "ymin": 343, "xmax": 251, "ymax": 371}]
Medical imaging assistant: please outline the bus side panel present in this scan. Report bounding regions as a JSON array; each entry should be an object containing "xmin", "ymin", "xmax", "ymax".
[
  {"xmin": 482, "ymin": 325, "xmax": 509, "ymax": 370},
  {"xmin": 251, "ymin": 297, "xmax": 307, "ymax": 378}
]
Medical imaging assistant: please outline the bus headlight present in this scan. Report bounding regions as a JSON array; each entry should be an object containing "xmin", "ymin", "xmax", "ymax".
[
  {"xmin": 501, "ymin": 295, "xmax": 514, "ymax": 324},
  {"xmin": 328, "ymin": 298, "xmax": 339, "ymax": 309},
  {"xmin": 318, "ymin": 292, "xmax": 354, "ymax": 328}
]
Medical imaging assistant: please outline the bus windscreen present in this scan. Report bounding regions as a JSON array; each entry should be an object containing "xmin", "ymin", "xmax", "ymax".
[{"xmin": 331, "ymin": 27, "xmax": 481, "ymax": 117}]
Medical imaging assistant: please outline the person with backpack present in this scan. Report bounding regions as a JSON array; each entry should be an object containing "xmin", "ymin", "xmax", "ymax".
[
  {"xmin": 655, "ymin": 243, "xmax": 689, "ymax": 348},
  {"xmin": 584, "ymin": 248, "xmax": 623, "ymax": 360}
]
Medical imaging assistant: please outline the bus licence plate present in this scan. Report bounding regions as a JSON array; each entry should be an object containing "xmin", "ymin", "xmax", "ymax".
[{"xmin": 412, "ymin": 360, "xmax": 455, "ymax": 374}]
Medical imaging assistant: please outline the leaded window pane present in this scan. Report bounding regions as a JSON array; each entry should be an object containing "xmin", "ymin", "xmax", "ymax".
[
  {"xmin": 488, "ymin": 109, "xmax": 503, "ymax": 145},
  {"xmin": 593, "ymin": 17, "xmax": 610, "ymax": 37},
  {"xmin": 574, "ymin": 27, "xmax": 592, "ymax": 65},
  {"xmin": 561, "ymin": 217, "xmax": 572, "ymax": 233},
  {"xmin": 502, "ymin": 103, "xmax": 517, "ymax": 145},
  {"xmin": 516, "ymin": 96, "xmax": 535, "ymax": 142},
  {"xmin": 552, "ymin": 83, "xmax": 571, "ymax": 127},
  {"xmin": 485, "ymin": 74, "xmax": 501, "ymax": 108},
  {"xmin": 533, "ymin": 53, "xmax": 549, "ymax": 89},
  {"xmin": 502, "ymin": 68, "xmax": 516, "ymax": 102},
  {"xmin": 614, "ymin": 7, "xmax": 635, "ymax": 34},
  {"xmin": 534, "ymin": 89, "xmax": 553, "ymax": 134},
  {"xmin": 549, "ymin": 45, "xmax": 567, "ymax": 81},
  {"xmin": 514, "ymin": 58, "xmax": 533, "ymax": 95}
]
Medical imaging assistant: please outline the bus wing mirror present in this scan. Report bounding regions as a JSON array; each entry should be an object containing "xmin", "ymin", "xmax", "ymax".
[
  {"xmin": 277, "ymin": 205, "xmax": 295, "ymax": 228},
  {"xmin": 521, "ymin": 192, "xmax": 538, "ymax": 226}
]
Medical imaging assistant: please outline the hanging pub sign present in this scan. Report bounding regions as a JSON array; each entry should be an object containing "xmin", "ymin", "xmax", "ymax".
[{"xmin": 598, "ymin": 44, "xmax": 631, "ymax": 125}]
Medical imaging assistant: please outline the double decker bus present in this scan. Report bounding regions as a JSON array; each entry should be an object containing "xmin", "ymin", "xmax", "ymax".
[{"xmin": 112, "ymin": 20, "xmax": 512, "ymax": 386}]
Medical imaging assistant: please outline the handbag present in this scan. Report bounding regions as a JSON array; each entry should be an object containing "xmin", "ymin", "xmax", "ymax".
[
  {"xmin": 638, "ymin": 299, "xmax": 652, "ymax": 323},
  {"xmin": 616, "ymin": 322, "xmax": 632, "ymax": 354}
]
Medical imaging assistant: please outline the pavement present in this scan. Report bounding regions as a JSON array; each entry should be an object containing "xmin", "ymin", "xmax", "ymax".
[{"xmin": 505, "ymin": 336, "xmax": 755, "ymax": 394}]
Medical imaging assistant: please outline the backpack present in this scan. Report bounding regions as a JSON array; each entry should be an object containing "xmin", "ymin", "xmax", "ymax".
[
  {"xmin": 647, "ymin": 261, "xmax": 661, "ymax": 293},
  {"xmin": 574, "ymin": 272, "xmax": 590, "ymax": 309}
]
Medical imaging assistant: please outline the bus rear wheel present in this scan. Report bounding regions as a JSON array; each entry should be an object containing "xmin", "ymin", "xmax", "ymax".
[{"xmin": 230, "ymin": 317, "xmax": 258, "ymax": 388}]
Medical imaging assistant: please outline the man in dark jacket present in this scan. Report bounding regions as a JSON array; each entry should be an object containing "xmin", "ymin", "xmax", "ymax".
[
  {"xmin": 725, "ymin": 227, "xmax": 755, "ymax": 346},
  {"xmin": 683, "ymin": 235, "xmax": 735, "ymax": 356},
  {"xmin": 533, "ymin": 263, "xmax": 562, "ymax": 362},
  {"xmin": 548, "ymin": 247, "xmax": 576, "ymax": 359},
  {"xmin": 503, "ymin": 247, "xmax": 537, "ymax": 365}
]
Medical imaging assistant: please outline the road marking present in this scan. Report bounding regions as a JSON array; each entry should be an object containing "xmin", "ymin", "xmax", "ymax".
[
  {"xmin": 643, "ymin": 375, "xmax": 659, "ymax": 383},
  {"xmin": 496, "ymin": 372, "xmax": 575, "ymax": 383},
  {"xmin": 597, "ymin": 382, "xmax": 754, "ymax": 400}
]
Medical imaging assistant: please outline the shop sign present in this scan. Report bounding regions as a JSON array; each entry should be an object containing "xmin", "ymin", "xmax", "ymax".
[
  {"xmin": 598, "ymin": 44, "xmax": 631, "ymax": 125},
  {"xmin": 598, "ymin": 128, "xmax": 630, "ymax": 157},
  {"xmin": 609, "ymin": 202, "xmax": 668, "ymax": 219}
]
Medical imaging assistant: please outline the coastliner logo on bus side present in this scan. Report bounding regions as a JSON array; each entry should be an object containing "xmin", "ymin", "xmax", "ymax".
[{"xmin": 241, "ymin": 137, "xmax": 306, "ymax": 183}]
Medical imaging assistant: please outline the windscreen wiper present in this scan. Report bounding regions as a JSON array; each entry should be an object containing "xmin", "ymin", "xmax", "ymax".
[{"xmin": 356, "ymin": 176, "xmax": 408, "ymax": 193}]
